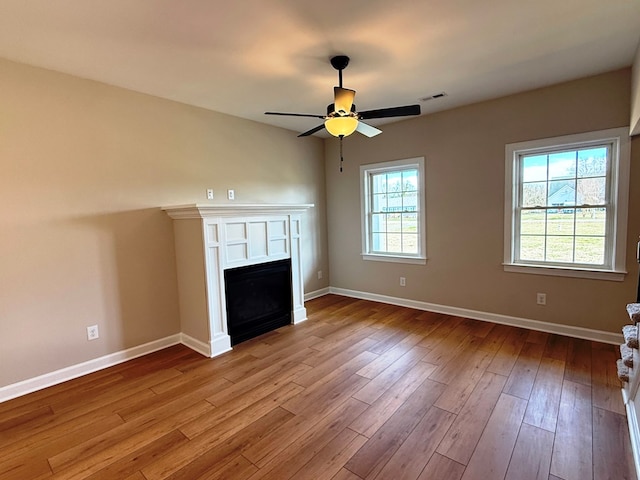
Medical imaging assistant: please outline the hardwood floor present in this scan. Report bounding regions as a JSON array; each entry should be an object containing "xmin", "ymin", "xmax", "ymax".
[{"xmin": 0, "ymin": 294, "xmax": 636, "ymax": 480}]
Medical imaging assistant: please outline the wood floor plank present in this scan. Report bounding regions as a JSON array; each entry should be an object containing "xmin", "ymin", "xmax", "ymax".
[
  {"xmin": 432, "ymin": 349, "xmax": 494, "ymax": 414},
  {"xmin": 82, "ymin": 430, "xmax": 189, "ymax": 480},
  {"xmin": 304, "ymin": 323, "xmax": 376, "ymax": 362},
  {"xmin": 476, "ymin": 323, "xmax": 513, "ymax": 353},
  {"xmin": 591, "ymin": 344, "xmax": 626, "ymax": 415},
  {"xmin": 285, "ymin": 371, "xmax": 370, "ymax": 420},
  {"xmin": 0, "ymin": 404, "xmax": 53, "ymax": 432},
  {"xmin": 0, "ymin": 457, "xmax": 52, "ymax": 480},
  {"xmin": 417, "ymin": 315, "xmax": 464, "ymax": 350},
  {"xmin": 115, "ymin": 374, "xmax": 233, "ymax": 422},
  {"xmin": 282, "ymin": 353, "xmax": 375, "ymax": 416},
  {"xmin": 245, "ymin": 399, "xmax": 368, "ymax": 480},
  {"xmin": 294, "ymin": 340, "xmax": 379, "ymax": 388},
  {"xmin": 196, "ymin": 455, "xmax": 258, "ymax": 480},
  {"xmin": 461, "ymin": 393, "xmax": 527, "ymax": 480},
  {"xmin": 527, "ymin": 330, "xmax": 550, "ymax": 345},
  {"xmin": 542, "ymin": 334, "xmax": 570, "ymax": 362},
  {"xmin": 417, "ymin": 453, "xmax": 465, "ymax": 480},
  {"xmin": 344, "ymin": 379, "xmax": 446, "ymax": 479},
  {"xmin": 47, "ymin": 400, "xmax": 213, "ymax": 478},
  {"xmin": 523, "ymin": 357, "xmax": 565, "ymax": 432},
  {"xmin": 367, "ymin": 330, "xmax": 413, "ymax": 356},
  {"xmin": 123, "ymin": 473, "xmax": 146, "ymax": 480},
  {"xmin": 564, "ymin": 338, "xmax": 592, "ymax": 386},
  {"xmin": 592, "ymin": 407, "xmax": 636, "ymax": 480},
  {"xmin": 242, "ymin": 397, "xmax": 368, "ymax": 468},
  {"xmin": 436, "ymin": 371, "xmax": 507, "ymax": 465},
  {"xmin": 352, "ymin": 345, "xmax": 429, "ymax": 405},
  {"xmin": 373, "ymin": 406, "xmax": 456, "ymax": 480},
  {"xmin": 180, "ymin": 382, "xmax": 304, "ymax": 440},
  {"xmin": 247, "ymin": 332, "xmax": 324, "ymax": 359},
  {"xmin": 289, "ymin": 429, "xmax": 368, "ymax": 480},
  {"xmin": 206, "ymin": 351, "xmax": 312, "ymax": 406},
  {"xmin": 357, "ymin": 333, "xmax": 424, "ymax": 379},
  {"xmin": 503, "ymin": 341, "xmax": 545, "ymax": 400},
  {"xmin": 550, "ymin": 380, "xmax": 593, "ymax": 480},
  {"xmin": 428, "ymin": 335, "xmax": 490, "ymax": 386},
  {"xmin": 349, "ymin": 362, "xmax": 438, "ymax": 438},
  {"xmin": 3, "ymin": 378, "xmax": 156, "ymax": 446},
  {"xmin": 505, "ymin": 423, "xmax": 554, "ymax": 480},
  {"xmin": 421, "ymin": 326, "xmax": 483, "ymax": 367},
  {"xmin": 0, "ymin": 413, "xmax": 125, "ymax": 478},
  {"xmin": 145, "ymin": 407, "xmax": 293, "ymax": 480},
  {"xmin": 331, "ymin": 468, "xmax": 363, "ymax": 480},
  {"xmin": 485, "ymin": 327, "xmax": 529, "ymax": 376}
]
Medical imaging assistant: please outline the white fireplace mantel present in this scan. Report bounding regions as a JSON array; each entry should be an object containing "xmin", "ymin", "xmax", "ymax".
[
  {"xmin": 163, "ymin": 203, "xmax": 314, "ymax": 220},
  {"xmin": 162, "ymin": 203, "xmax": 313, "ymax": 357}
]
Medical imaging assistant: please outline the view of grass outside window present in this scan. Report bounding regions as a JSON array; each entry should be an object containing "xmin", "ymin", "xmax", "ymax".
[
  {"xmin": 506, "ymin": 127, "xmax": 629, "ymax": 280},
  {"xmin": 361, "ymin": 157, "xmax": 425, "ymax": 264},
  {"xmin": 518, "ymin": 146, "xmax": 609, "ymax": 265},
  {"xmin": 370, "ymin": 168, "xmax": 419, "ymax": 254}
]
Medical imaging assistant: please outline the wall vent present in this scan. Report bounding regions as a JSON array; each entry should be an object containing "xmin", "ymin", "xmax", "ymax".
[{"xmin": 419, "ymin": 92, "xmax": 447, "ymax": 102}]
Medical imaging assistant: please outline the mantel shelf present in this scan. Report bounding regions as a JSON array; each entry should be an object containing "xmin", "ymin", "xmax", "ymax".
[{"xmin": 162, "ymin": 203, "xmax": 314, "ymax": 220}]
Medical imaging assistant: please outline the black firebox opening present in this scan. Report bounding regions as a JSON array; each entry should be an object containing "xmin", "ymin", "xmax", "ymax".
[{"xmin": 224, "ymin": 258, "xmax": 292, "ymax": 345}]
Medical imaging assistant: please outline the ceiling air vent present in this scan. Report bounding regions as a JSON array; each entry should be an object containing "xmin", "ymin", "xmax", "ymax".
[{"xmin": 419, "ymin": 92, "xmax": 447, "ymax": 102}]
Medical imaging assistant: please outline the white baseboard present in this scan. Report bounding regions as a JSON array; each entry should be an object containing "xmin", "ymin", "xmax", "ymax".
[
  {"xmin": 0, "ymin": 335, "xmax": 182, "ymax": 403},
  {"xmin": 180, "ymin": 333, "xmax": 212, "ymax": 357},
  {"xmin": 329, "ymin": 287, "xmax": 623, "ymax": 345},
  {"xmin": 625, "ymin": 397, "xmax": 640, "ymax": 480},
  {"xmin": 305, "ymin": 287, "xmax": 331, "ymax": 301}
]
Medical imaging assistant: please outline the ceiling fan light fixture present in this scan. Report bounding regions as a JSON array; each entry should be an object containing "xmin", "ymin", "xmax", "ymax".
[{"xmin": 324, "ymin": 116, "xmax": 358, "ymax": 137}]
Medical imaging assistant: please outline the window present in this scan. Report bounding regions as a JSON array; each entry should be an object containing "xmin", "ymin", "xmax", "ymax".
[
  {"xmin": 361, "ymin": 157, "xmax": 426, "ymax": 264},
  {"xmin": 504, "ymin": 127, "xmax": 630, "ymax": 280}
]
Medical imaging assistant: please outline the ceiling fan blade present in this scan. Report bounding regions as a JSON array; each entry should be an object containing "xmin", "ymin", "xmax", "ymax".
[
  {"xmin": 298, "ymin": 124, "xmax": 326, "ymax": 137},
  {"xmin": 356, "ymin": 122, "xmax": 382, "ymax": 138},
  {"xmin": 358, "ymin": 104, "xmax": 421, "ymax": 120},
  {"xmin": 265, "ymin": 111, "xmax": 325, "ymax": 119},
  {"xmin": 334, "ymin": 87, "xmax": 356, "ymax": 115}
]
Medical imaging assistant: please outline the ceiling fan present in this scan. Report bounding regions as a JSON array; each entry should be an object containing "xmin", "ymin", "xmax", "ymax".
[{"xmin": 265, "ymin": 55, "xmax": 421, "ymax": 139}]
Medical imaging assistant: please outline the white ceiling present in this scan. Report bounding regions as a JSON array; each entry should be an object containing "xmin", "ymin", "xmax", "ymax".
[{"xmin": 1, "ymin": 0, "xmax": 639, "ymax": 136}]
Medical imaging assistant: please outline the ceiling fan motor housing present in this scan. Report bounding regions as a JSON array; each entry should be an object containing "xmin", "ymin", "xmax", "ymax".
[
  {"xmin": 330, "ymin": 55, "xmax": 350, "ymax": 71},
  {"xmin": 327, "ymin": 103, "xmax": 356, "ymax": 117}
]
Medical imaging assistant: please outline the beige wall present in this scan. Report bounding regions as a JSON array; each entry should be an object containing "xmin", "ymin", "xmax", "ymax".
[
  {"xmin": 0, "ymin": 58, "xmax": 328, "ymax": 388},
  {"xmin": 326, "ymin": 68, "xmax": 639, "ymax": 334}
]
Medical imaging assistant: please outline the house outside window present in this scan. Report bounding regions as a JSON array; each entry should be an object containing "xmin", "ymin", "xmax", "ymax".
[
  {"xmin": 360, "ymin": 157, "xmax": 426, "ymax": 264},
  {"xmin": 504, "ymin": 127, "xmax": 630, "ymax": 281}
]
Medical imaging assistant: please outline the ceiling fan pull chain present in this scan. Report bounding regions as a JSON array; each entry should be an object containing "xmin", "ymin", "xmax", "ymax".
[{"xmin": 339, "ymin": 135, "xmax": 344, "ymax": 172}]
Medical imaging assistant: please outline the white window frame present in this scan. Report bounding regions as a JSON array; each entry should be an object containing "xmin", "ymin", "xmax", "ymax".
[
  {"xmin": 504, "ymin": 127, "xmax": 630, "ymax": 281},
  {"xmin": 360, "ymin": 157, "xmax": 427, "ymax": 264}
]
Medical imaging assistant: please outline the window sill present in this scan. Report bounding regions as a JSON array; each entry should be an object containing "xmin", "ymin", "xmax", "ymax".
[
  {"xmin": 362, "ymin": 253, "xmax": 427, "ymax": 265},
  {"xmin": 503, "ymin": 263, "xmax": 626, "ymax": 281}
]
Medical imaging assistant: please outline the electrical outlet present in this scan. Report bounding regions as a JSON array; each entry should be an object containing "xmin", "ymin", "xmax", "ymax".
[
  {"xmin": 317, "ymin": 270, "xmax": 323, "ymax": 279},
  {"xmin": 400, "ymin": 277, "xmax": 406, "ymax": 287},
  {"xmin": 206, "ymin": 189, "xmax": 214, "ymax": 200},
  {"xmin": 87, "ymin": 325, "xmax": 99, "ymax": 340},
  {"xmin": 536, "ymin": 293, "xmax": 547, "ymax": 305},
  {"xmin": 227, "ymin": 189, "xmax": 235, "ymax": 200}
]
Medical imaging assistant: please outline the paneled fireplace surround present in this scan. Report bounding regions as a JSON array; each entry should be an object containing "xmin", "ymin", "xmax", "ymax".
[{"xmin": 163, "ymin": 204, "xmax": 313, "ymax": 357}]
